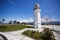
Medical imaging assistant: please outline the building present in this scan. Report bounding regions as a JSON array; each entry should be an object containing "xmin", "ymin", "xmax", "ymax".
[{"xmin": 33, "ymin": 3, "xmax": 42, "ymax": 31}]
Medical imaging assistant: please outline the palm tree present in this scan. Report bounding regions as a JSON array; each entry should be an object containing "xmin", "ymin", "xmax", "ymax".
[
  {"xmin": 2, "ymin": 19, "xmax": 5, "ymax": 24},
  {"xmin": 13, "ymin": 20, "xmax": 17, "ymax": 24},
  {"xmin": 0, "ymin": 21, "xmax": 1, "ymax": 24}
]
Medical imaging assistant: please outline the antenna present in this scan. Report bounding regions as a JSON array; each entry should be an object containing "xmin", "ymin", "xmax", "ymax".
[
  {"xmin": 32, "ymin": 0, "xmax": 39, "ymax": 4},
  {"xmin": 44, "ymin": 13, "xmax": 52, "ymax": 22}
]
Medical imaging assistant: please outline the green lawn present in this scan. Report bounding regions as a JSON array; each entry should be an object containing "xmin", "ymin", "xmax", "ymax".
[{"xmin": 0, "ymin": 24, "xmax": 32, "ymax": 32}]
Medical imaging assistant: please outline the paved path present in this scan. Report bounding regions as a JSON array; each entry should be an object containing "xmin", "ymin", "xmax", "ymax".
[
  {"xmin": 0, "ymin": 33, "xmax": 34, "ymax": 40},
  {"xmin": 0, "ymin": 28, "xmax": 34, "ymax": 40}
]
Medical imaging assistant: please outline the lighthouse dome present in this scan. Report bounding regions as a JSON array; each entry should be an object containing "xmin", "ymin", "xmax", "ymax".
[
  {"xmin": 34, "ymin": 3, "xmax": 40, "ymax": 10},
  {"xmin": 35, "ymin": 3, "xmax": 40, "ymax": 7}
]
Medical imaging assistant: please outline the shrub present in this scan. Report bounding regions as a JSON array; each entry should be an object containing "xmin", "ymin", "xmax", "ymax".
[
  {"xmin": 22, "ymin": 28, "xmax": 56, "ymax": 40},
  {"xmin": 41, "ymin": 28, "xmax": 56, "ymax": 40}
]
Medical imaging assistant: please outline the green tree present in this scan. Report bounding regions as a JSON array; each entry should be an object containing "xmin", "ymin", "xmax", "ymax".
[
  {"xmin": 17, "ymin": 21, "xmax": 20, "ymax": 24},
  {"xmin": 0, "ymin": 21, "xmax": 1, "ymax": 24},
  {"xmin": 9, "ymin": 21, "xmax": 12, "ymax": 24}
]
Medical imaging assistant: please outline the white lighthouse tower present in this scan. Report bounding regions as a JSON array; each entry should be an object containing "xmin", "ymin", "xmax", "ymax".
[{"xmin": 33, "ymin": 3, "xmax": 42, "ymax": 31}]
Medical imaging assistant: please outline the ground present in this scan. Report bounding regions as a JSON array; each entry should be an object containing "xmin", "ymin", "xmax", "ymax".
[{"xmin": 0, "ymin": 25, "xmax": 60, "ymax": 40}]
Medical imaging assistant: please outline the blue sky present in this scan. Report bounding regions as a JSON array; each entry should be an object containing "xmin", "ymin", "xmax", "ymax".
[{"xmin": 0, "ymin": 0, "xmax": 60, "ymax": 22}]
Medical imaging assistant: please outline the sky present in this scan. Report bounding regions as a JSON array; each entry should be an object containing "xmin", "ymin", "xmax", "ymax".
[{"xmin": 0, "ymin": 0, "xmax": 60, "ymax": 22}]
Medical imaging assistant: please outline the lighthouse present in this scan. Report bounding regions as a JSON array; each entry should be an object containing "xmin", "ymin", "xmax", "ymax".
[{"xmin": 33, "ymin": 3, "xmax": 42, "ymax": 31}]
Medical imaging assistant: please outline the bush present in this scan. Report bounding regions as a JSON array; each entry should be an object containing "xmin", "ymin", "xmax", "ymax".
[
  {"xmin": 26, "ymin": 26, "xmax": 34, "ymax": 28},
  {"xmin": 22, "ymin": 28, "xmax": 56, "ymax": 40},
  {"xmin": 41, "ymin": 28, "xmax": 56, "ymax": 40},
  {"xmin": 22, "ymin": 30, "xmax": 33, "ymax": 37}
]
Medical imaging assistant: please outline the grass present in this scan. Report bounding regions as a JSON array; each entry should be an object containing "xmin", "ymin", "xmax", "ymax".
[
  {"xmin": 22, "ymin": 30, "xmax": 42, "ymax": 40},
  {"xmin": 0, "ymin": 24, "xmax": 32, "ymax": 32},
  {"xmin": 22, "ymin": 28, "xmax": 56, "ymax": 40}
]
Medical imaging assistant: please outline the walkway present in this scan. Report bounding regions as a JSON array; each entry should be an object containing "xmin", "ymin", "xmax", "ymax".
[{"xmin": 0, "ymin": 28, "xmax": 34, "ymax": 40}]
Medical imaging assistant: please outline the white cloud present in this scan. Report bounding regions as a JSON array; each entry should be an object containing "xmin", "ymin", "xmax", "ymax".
[
  {"xmin": 3, "ymin": 18, "xmax": 60, "ymax": 23},
  {"xmin": 6, "ymin": 18, "xmax": 34, "ymax": 23},
  {"xmin": 16, "ymin": 18, "xmax": 60, "ymax": 23},
  {"xmin": 19, "ymin": 18, "xmax": 34, "ymax": 23},
  {"xmin": 52, "ymin": 18, "xmax": 60, "ymax": 21}
]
